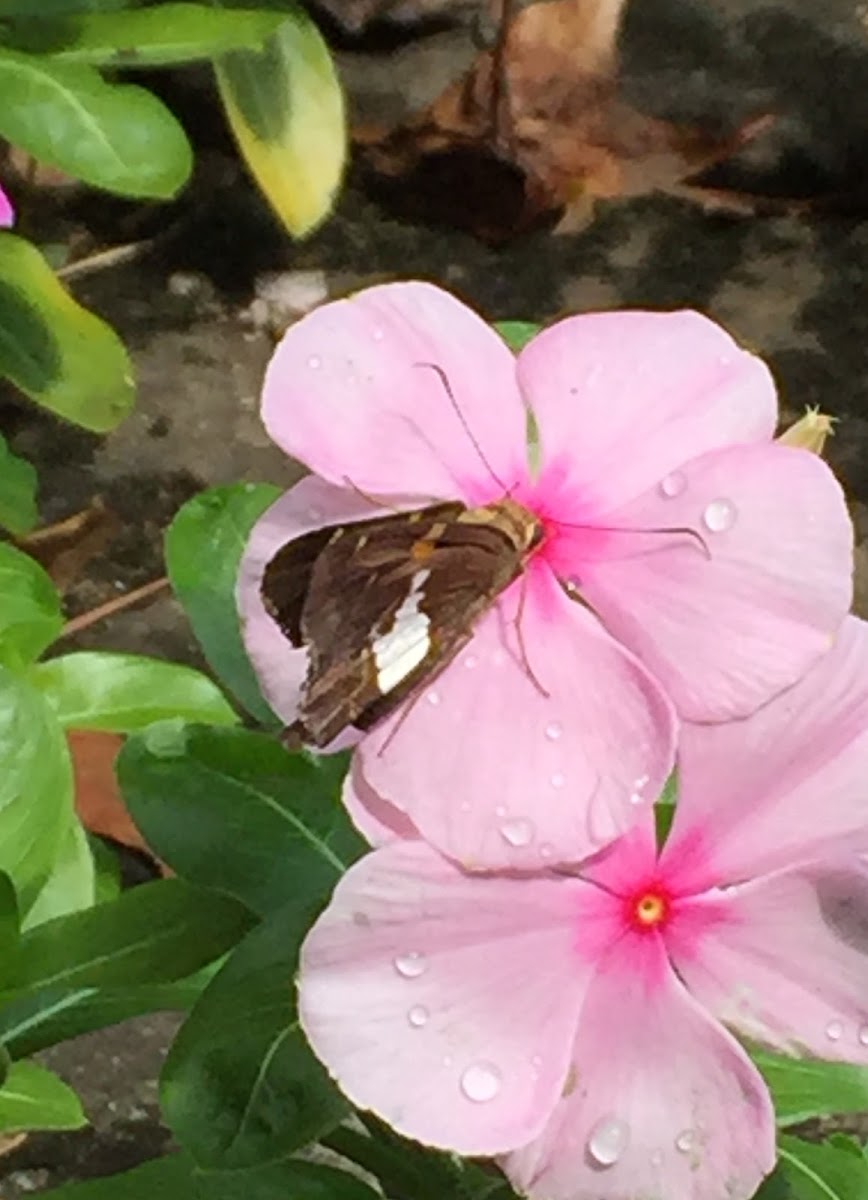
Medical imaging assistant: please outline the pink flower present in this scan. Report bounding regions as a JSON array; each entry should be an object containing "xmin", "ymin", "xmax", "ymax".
[
  {"xmin": 238, "ymin": 282, "xmax": 851, "ymax": 869},
  {"xmin": 299, "ymin": 617, "xmax": 868, "ymax": 1200},
  {"xmin": 0, "ymin": 183, "xmax": 14, "ymax": 228}
]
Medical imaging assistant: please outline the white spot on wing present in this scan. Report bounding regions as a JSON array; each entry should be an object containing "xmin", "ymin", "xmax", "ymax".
[{"xmin": 373, "ymin": 569, "xmax": 431, "ymax": 693}]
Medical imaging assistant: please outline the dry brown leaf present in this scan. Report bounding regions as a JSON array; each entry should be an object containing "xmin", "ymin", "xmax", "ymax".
[
  {"xmin": 357, "ymin": 0, "xmax": 778, "ymax": 240},
  {"xmin": 68, "ymin": 730, "xmax": 168, "ymax": 874}
]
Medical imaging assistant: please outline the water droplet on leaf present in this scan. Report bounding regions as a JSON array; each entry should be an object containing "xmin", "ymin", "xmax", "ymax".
[{"xmin": 587, "ymin": 1116, "xmax": 630, "ymax": 1167}]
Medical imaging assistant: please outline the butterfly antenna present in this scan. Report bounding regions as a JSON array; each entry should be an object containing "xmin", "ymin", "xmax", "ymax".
[
  {"xmin": 555, "ymin": 519, "xmax": 712, "ymax": 561},
  {"xmin": 512, "ymin": 572, "xmax": 550, "ymax": 699},
  {"xmin": 413, "ymin": 361, "xmax": 511, "ymax": 494}
]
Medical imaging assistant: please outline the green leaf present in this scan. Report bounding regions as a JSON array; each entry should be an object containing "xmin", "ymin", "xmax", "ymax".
[
  {"xmin": 38, "ymin": 1153, "xmax": 199, "ymax": 1198},
  {"xmin": 0, "ymin": 234, "xmax": 133, "ymax": 430},
  {"xmin": 494, "ymin": 321, "xmax": 541, "ymax": 352},
  {"xmin": 771, "ymin": 1134, "xmax": 868, "ymax": 1199},
  {"xmin": 165, "ymin": 483, "xmax": 281, "ymax": 725},
  {"xmin": 0, "ymin": 1060, "xmax": 86, "ymax": 1133},
  {"xmin": 0, "ymin": 973, "xmax": 211, "ymax": 1058},
  {"xmin": 90, "ymin": 835, "xmax": 121, "ymax": 905},
  {"xmin": 754, "ymin": 1050, "xmax": 868, "ymax": 1126},
  {"xmin": 0, "ymin": 667, "xmax": 73, "ymax": 910},
  {"xmin": 39, "ymin": 1153, "xmax": 382, "ymax": 1199},
  {"xmin": 214, "ymin": 9, "xmax": 345, "ymax": 237},
  {"xmin": 119, "ymin": 724, "xmax": 361, "ymax": 916},
  {"xmin": 197, "ymin": 1159, "xmax": 382, "ymax": 1200},
  {"xmin": 0, "ymin": 872, "xmax": 20, "ymax": 964},
  {"xmin": 0, "ymin": 433, "xmax": 38, "ymax": 535},
  {"xmin": 3, "ymin": 877, "xmax": 254, "ymax": 994},
  {"xmin": 0, "ymin": 542, "xmax": 63, "ymax": 666},
  {"xmin": 23, "ymin": 819, "xmax": 96, "ymax": 929},
  {"xmin": 33, "ymin": 651, "xmax": 238, "ymax": 732},
  {"xmin": 0, "ymin": 0, "xmax": 145, "ymax": 13},
  {"xmin": 326, "ymin": 1117, "xmax": 517, "ymax": 1200},
  {"xmin": 0, "ymin": 50, "xmax": 192, "ymax": 198},
  {"xmin": 11, "ymin": 4, "xmax": 285, "ymax": 66},
  {"xmin": 162, "ymin": 904, "xmax": 346, "ymax": 1169}
]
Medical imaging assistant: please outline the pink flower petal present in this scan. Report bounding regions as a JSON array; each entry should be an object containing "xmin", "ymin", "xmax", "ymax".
[
  {"xmin": 576, "ymin": 442, "xmax": 852, "ymax": 721},
  {"xmin": 298, "ymin": 841, "xmax": 587, "ymax": 1155},
  {"xmin": 262, "ymin": 282, "xmax": 528, "ymax": 503},
  {"xmin": 342, "ymin": 757, "xmax": 420, "ymax": 847},
  {"xmin": 503, "ymin": 931, "xmax": 775, "ymax": 1200},
  {"xmin": 356, "ymin": 567, "xmax": 676, "ymax": 869},
  {"xmin": 663, "ymin": 617, "xmax": 868, "ymax": 889},
  {"xmin": 236, "ymin": 475, "xmax": 400, "ymax": 723},
  {"xmin": 518, "ymin": 309, "xmax": 776, "ymax": 514},
  {"xmin": 0, "ymin": 184, "xmax": 13, "ymax": 228},
  {"xmin": 668, "ymin": 863, "xmax": 868, "ymax": 1063}
]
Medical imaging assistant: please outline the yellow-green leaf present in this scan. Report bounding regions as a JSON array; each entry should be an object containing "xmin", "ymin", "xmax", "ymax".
[
  {"xmin": 214, "ymin": 8, "xmax": 346, "ymax": 238},
  {"xmin": 0, "ymin": 234, "xmax": 133, "ymax": 430}
]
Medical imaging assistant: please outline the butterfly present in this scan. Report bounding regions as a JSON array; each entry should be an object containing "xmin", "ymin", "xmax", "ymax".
[{"xmin": 260, "ymin": 496, "xmax": 543, "ymax": 748}]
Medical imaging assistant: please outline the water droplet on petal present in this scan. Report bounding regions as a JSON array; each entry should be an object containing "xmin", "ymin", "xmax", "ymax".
[
  {"xmin": 492, "ymin": 649, "xmax": 506, "ymax": 667},
  {"xmin": 394, "ymin": 952, "xmax": 427, "ymax": 979},
  {"xmin": 545, "ymin": 721, "xmax": 563, "ymax": 741},
  {"xmin": 659, "ymin": 471, "xmax": 686, "ymax": 499},
  {"xmin": 540, "ymin": 843, "xmax": 555, "ymax": 860},
  {"xmin": 650, "ymin": 1149, "xmax": 664, "ymax": 1167},
  {"xmin": 307, "ymin": 355, "xmax": 322, "ymax": 370},
  {"xmin": 702, "ymin": 498, "xmax": 737, "ymax": 533},
  {"xmin": 859, "ymin": 1025, "xmax": 868, "ymax": 1047},
  {"xmin": 826, "ymin": 1019, "xmax": 844, "ymax": 1042},
  {"xmin": 460, "ymin": 1062, "xmax": 502, "ymax": 1103},
  {"xmin": 531, "ymin": 1054, "xmax": 543, "ymax": 1068},
  {"xmin": 442, "ymin": 1055, "xmax": 453, "ymax": 1068},
  {"xmin": 495, "ymin": 805, "xmax": 507, "ymax": 818},
  {"xmin": 550, "ymin": 773, "xmax": 566, "ymax": 790},
  {"xmin": 499, "ymin": 818, "xmax": 535, "ymax": 847},
  {"xmin": 408, "ymin": 1005, "xmax": 429, "ymax": 1028},
  {"xmin": 633, "ymin": 774, "xmax": 650, "ymax": 790},
  {"xmin": 675, "ymin": 1129, "xmax": 695, "ymax": 1154},
  {"xmin": 587, "ymin": 1116, "xmax": 630, "ymax": 1167},
  {"xmin": 308, "ymin": 505, "xmax": 323, "ymax": 520},
  {"xmin": 464, "ymin": 654, "xmax": 478, "ymax": 670},
  {"xmin": 460, "ymin": 801, "xmax": 471, "ymax": 813},
  {"xmin": 426, "ymin": 690, "xmax": 441, "ymax": 706},
  {"xmin": 373, "ymin": 328, "xmax": 385, "ymax": 342}
]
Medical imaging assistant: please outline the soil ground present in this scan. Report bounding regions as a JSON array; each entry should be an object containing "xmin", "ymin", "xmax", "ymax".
[{"xmin": 2, "ymin": 0, "xmax": 868, "ymax": 1191}]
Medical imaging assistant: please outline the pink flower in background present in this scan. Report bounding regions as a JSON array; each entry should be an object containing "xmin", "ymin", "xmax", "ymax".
[
  {"xmin": 299, "ymin": 618, "xmax": 868, "ymax": 1200},
  {"xmin": 0, "ymin": 183, "xmax": 14, "ymax": 228},
  {"xmin": 238, "ymin": 282, "xmax": 852, "ymax": 870}
]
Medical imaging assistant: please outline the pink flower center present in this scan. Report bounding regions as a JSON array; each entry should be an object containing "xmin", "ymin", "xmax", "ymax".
[{"xmin": 625, "ymin": 884, "xmax": 671, "ymax": 934}]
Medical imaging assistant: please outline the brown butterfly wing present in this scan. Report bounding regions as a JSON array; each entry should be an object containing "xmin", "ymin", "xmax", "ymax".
[{"xmin": 262, "ymin": 503, "xmax": 529, "ymax": 747}]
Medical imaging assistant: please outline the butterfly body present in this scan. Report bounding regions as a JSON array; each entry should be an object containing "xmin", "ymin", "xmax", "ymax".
[{"xmin": 260, "ymin": 496, "xmax": 543, "ymax": 747}]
